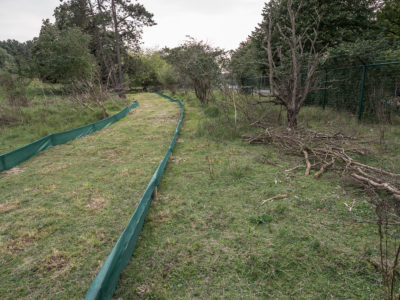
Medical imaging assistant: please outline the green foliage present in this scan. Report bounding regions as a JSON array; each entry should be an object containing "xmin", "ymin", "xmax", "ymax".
[
  {"xmin": 377, "ymin": 0, "xmax": 400, "ymax": 41},
  {"xmin": 54, "ymin": 0, "xmax": 90, "ymax": 31},
  {"xmin": 164, "ymin": 38, "xmax": 225, "ymax": 103},
  {"xmin": 125, "ymin": 54, "xmax": 157, "ymax": 89},
  {"xmin": 0, "ymin": 71, "xmax": 29, "ymax": 107},
  {"xmin": 125, "ymin": 51, "xmax": 178, "ymax": 91},
  {"xmin": 232, "ymin": 0, "xmax": 379, "ymax": 76},
  {"xmin": 0, "ymin": 39, "xmax": 34, "ymax": 76},
  {"xmin": 204, "ymin": 105, "xmax": 220, "ymax": 118},
  {"xmin": 31, "ymin": 20, "xmax": 96, "ymax": 83},
  {"xmin": 250, "ymin": 213, "xmax": 274, "ymax": 225},
  {"xmin": 0, "ymin": 47, "xmax": 16, "ymax": 72},
  {"xmin": 230, "ymin": 38, "xmax": 263, "ymax": 85},
  {"xmin": 261, "ymin": 0, "xmax": 377, "ymax": 48},
  {"xmin": 326, "ymin": 38, "xmax": 400, "ymax": 67},
  {"xmin": 156, "ymin": 62, "xmax": 180, "ymax": 93}
]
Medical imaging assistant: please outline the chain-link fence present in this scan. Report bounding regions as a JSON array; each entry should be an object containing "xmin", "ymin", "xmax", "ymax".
[
  {"xmin": 308, "ymin": 62, "xmax": 400, "ymax": 121},
  {"xmin": 228, "ymin": 61, "xmax": 400, "ymax": 122}
]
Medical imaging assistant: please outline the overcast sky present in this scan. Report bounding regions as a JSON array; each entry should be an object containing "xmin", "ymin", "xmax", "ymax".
[{"xmin": 0, "ymin": 0, "xmax": 265, "ymax": 50}]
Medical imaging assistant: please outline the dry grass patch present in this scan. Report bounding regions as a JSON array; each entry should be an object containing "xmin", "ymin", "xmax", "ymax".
[
  {"xmin": 85, "ymin": 196, "xmax": 108, "ymax": 210},
  {"xmin": 41, "ymin": 249, "xmax": 70, "ymax": 274},
  {"xmin": 6, "ymin": 231, "xmax": 37, "ymax": 253},
  {"xmin": 3, "ymin": 167, "xmax": 24, "ymax": 176},
  {"xmin": 0, "ymin": 201, "xmax": 20, "ymax": 213}
]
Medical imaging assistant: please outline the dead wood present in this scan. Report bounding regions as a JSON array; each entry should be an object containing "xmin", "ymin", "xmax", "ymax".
[
  {"xmin": 243, "ymin": 127, "xmax": 400, "ymax": 202},
  {"xmin": 285, "ymin": 165, "xmax": 301, "ymax": 172},
  {"xmin": 350, "ymin": 173, "xmax": 400, "ymax": 196},
  {"xmin": 303, "ymin": 150, "xmax": 312, "ymax": 176},
  {"xmin": 261, "ymin": 193, "xmax": 289, "ymax": 205},
  {"xmin": 314, "ymin": 159, "xmax": 335, "ymax": 178}
]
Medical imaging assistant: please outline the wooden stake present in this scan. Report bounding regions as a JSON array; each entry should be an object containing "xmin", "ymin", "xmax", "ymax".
[{"xmin": 153, "ymin": 187, "xmax": 158, "ymax": 199}]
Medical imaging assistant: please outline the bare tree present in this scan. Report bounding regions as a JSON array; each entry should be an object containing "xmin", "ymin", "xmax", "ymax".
[{"xmin": 264, "ymin": 0, "xmax": 324, "ymax": 129}]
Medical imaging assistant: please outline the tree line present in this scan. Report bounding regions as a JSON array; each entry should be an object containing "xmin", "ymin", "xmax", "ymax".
[{"xmin": 1, "ymin": 0, "xmax": 399, "ymax": 126}]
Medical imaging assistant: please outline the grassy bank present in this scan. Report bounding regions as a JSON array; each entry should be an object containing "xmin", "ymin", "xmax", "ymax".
[
  {"xmin": 0, "ymin": 80, "xmax": 128, "ymax": 154},
  {"xmin": 113, "ymin": 92, "xmax": 399, "ymax": 299},
  {"xmin": 0, "ymin": 93, "xmax": 180, "ymax": 299}
]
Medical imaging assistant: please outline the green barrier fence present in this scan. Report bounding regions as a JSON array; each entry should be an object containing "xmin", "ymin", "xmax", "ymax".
[
  {"xmin": 85, "ymin": 92, "xmax": 184, "ymax": 300},
  {"xmin": 0, "ymin": 101, "xmax": 138, "ymax": 172}
]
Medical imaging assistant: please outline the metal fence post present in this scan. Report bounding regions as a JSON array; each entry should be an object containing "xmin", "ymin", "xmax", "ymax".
[
  {"xmin": 322, "ymin": 69, "xmax": 328, "ymax": 110},
  {"xmin": 358, "ymin": 66, "xmax": 366, "ymax": 121}
]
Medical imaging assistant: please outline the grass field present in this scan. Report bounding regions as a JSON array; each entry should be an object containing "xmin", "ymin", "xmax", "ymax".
[
  {"xmin": 113, "ymin": 93, "xmax": 400, "ymax": 299},
  {"xmin": 0, "ymin": 93, "xmax": 180, "ymax": 299},
  {"xmin": 2, "ymin": 91, "xmax": 400, "ymax": 298}
]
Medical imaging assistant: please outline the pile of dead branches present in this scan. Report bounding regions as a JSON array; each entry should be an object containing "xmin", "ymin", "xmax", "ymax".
[{"xmin": 243, "ymin": 127, "xmax": 400, "ymax": 201}]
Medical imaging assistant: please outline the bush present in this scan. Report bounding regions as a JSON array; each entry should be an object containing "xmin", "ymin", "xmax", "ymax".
[
  {"xmin": 0, "ymin": 71, "xmax": 29, "ymax": 106},
  {"xmin": 204, "ymin": 105, "xmax": 220, "ymax": 118}
]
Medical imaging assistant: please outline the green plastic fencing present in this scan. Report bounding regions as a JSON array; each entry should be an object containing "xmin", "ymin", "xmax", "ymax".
[
  {"xmin": 85, "ymin": 92, "xmax": 184, "ymax": 300},
  {"xmin": 0, "ymin": 101, "xmax": 138, "ymax": 172}
]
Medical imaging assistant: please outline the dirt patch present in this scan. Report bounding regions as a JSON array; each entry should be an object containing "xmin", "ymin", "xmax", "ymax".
[
  {"xmin": 153, "ymin": 211, "xmax": 171, "ymax": 223},
  {"xmin": 100, "ymin": 149, "xmax": 124, "ymax": 159},
  {"xmin": 135, "ymin": 284, "xmax": 151, "ymax": 297},
  {"xmin": 101, "ymin": 128, "xmax": 113, "ymax": 134},
  {"xmin": 6, "ymin": 232, "xmax": 36, "ymax": 253},
  {"xmin": 39, "ymin": 162, "xmax": 69, "ymax": 175},
  {"xmin": 42, "ymin": 249, "xmax": 69, "ymax": 272},
  {"xmin": 0, "ymin": 201, "xmax": 20, "ymax": 213},
  {"xmin": 169, "ymin": 156, "xmax": 182, "ymax": 164},
  {"xmin": 144, "ymin": 135, "xmax": 157, "ymax": 141},
  {"xmin": 85, "ymin": 196, "xmax": 107, "ymax": 210},
  {"xmin": 3, "ymin": 167, "xmax": 24, "ymax": 176},
  {"xmin": 140, "ymin": 103, "xmax": 153, "ymax": 108}
]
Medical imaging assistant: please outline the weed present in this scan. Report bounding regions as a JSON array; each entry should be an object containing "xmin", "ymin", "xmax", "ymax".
[{"xmin": 249, "ymin": 213, "xmax": 274, "ymax": 225}]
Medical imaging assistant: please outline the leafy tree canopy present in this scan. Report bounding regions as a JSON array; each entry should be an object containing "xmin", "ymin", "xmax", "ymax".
[
  {"xmin": 31, "ymin": 20, "xmax": 96, "ymax": 83},
  {"xmin": 164, "ymin": 37, "xmax": 225, "ymax": 103}
]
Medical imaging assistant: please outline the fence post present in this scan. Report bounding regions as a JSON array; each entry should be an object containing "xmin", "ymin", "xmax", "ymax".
[
  {"xmin": 0, "ymin": 155, "xmax": 6, "ymax": 171},
  {"xmin": 358, "ymin": 66, "xmax": 367, "ymax": 121},
  {"xmin": 322, "ymin": 69, "xmax": 328, "ymax": 110}
]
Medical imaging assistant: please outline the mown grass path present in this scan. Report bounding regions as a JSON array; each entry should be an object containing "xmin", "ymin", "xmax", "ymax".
[
  {"xmin": 0, "ymin": 93, "xmax": 180, "ymax": 299},
  {"xmin": 114, "ymin": 95, "xmax": 381, "ymax": 299}
]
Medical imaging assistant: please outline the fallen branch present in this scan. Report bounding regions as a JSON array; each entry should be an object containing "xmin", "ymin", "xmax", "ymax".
[
  {"xmin": 261, "ymin": 193, "xmax": 289, "ymax": 205},
  {"xmin": 285, "ymin": 165, "xmax": 301, "ymax": 172},
  {"xmin": 351, "ymin": 173, "xmax": 400, "ymax": 196},
  {"xmin": 303, "ymin": 150, "xmax": 311, "ymax": 176},
  {"xmin": 351, "ymin": 161, "xmax": 400, "ymax": 178},
  {"xmin": 314, "ymin": 159, "xmax": 335, "ymax": 178}
]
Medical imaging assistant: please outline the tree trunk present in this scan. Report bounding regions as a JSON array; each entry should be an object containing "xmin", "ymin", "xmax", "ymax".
[
  {"xmin": 89, "ymin": 1, "xmax": 116, "ymax": 89},
  {"xmin": 96, "ymin": 0, "xmax": 118, "ymax": 89},
  {"xmin": 111, "ymin": 0, "xmax": 126, "ymax": 99},
  {"xmin": 286, "ymin": 107, "xmax": 298, "ymax": 129}
]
